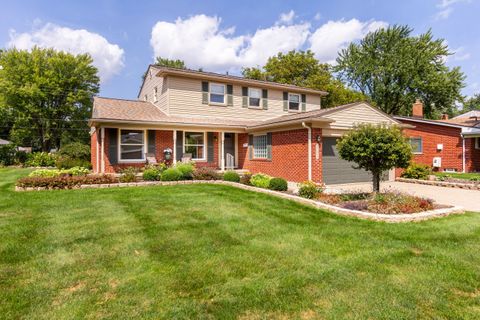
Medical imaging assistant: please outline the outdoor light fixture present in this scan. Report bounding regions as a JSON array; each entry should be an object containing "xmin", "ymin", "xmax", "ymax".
[{"xmin": 316, "ymin": 135, "xmax": 321, "ymax": 143}]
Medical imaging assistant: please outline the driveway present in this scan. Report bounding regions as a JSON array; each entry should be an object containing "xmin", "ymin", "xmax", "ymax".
[{"xmin": 326, "ymin": 181, "xmax": 480, "ymax": 212}]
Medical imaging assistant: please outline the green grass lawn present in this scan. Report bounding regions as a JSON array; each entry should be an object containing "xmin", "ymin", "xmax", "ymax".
[
  {"xmin": 1, "ymin": 168, "xmax": 480, "ymax": 319},
  {"xmin": 434, "ymin": 172, "xmax": 480, "ymax": 180}
]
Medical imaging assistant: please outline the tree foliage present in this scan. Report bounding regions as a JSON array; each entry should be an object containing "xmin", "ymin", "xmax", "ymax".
[
  {"xmin": 242, "ymin": 50, "xmax": 366, "ymax": 108},
  {"xmin": 461, "ymin": 93, "xmax": 480, "ymax": 113},
  {"xmin": 0, "ymin": 47, "xmax": 99, "ymax": 151},
  {"xmin": 336, "ymin": 25, "xmax": 465, "ymax": 118},
  {"xmin": 154, "ymin": 56, "xmax": 186, "ymax": 69},
  {"xmin": 337, "ymin": 124, "xmax": 412, "ymax": 192}
]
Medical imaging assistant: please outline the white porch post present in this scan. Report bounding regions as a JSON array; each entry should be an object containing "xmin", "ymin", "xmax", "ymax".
[
  {"xmin": 173, "ymin": 130, "xmax": 177, "ymax": 163},
  {"xmin": 96, "ymin": 128, "xmax": 100, "ymax": 173},
  {"xmin": 100, "ymin": 127, "xmax": 105, "ymax": 174},
  {"xmin": 221, "ymin": 131, "xmax": 225, "ymax": 171}
]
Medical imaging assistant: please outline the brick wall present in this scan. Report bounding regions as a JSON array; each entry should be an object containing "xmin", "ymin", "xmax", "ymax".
[
  {"xmin": 465, "ymin": 137, "xmax": 480, "ymax": 172},
  {"xmin": 90, "ymin": 129, "xmax": 98, "ymax": 173}
]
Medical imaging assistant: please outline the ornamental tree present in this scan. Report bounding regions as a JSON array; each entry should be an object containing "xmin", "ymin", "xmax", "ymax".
[{"xmin": 337, "ymin": 124, "xmax": 412, "ymax": 192}]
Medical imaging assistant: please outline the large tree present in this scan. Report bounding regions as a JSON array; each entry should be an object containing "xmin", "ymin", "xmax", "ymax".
[
  {"xmin": 242, "ymin": 50, "xmax": 366, "ymax": 108},
  {"xmin": 461, "ymin": 93, "xmax": 480, "ymax": 113},
  {"xmin": 0, "ymin": 47, "xmax": 99, "ymax": 151},
  {"xmin": 336, "ymin": 25, "xmax": 465, "ymax": 118},
  {"xmin": 154, "ymin": 56, "xmax": 186, "ymax": 69}
]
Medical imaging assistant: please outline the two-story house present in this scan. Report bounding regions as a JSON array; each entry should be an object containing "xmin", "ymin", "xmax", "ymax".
[{"xmin": 89, "ymin": 65, "xmax": 401, "ymax": 184}]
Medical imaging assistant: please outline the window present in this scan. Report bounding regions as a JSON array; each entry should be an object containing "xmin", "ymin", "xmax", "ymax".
[
  {"xmin": 409, "ymin": 137, "xmax": 423, "ymax": 154},
  {"xmin": 253, "ymin": 135, "xmax": 267, "ymax": 159},
  {"xmin": 153, "ymin": 86, "xmax": 158, "ymax": 102},
  {"xmin": 210, "ymin": 83, "xmax": 225, "ymax": 104},
  {"xmin": 120, "ymin": 130, "xmax": 145, "ymax": 161},
  {"xmin": 184, "ymin": 132, "xmax": 205, "ymax": 160},
  {"xmin": 476, "ymin": 137, "xmax": 480, "ymax": 149},
  {"xmin": 288, "ymin": 93, "xmax": 300, "ymax": 111},
  {"xmin": 144, "ymin": 94, "xmax": 148, "ymax": 101},
  {"xmin": 249, "ymin": 88, "xmax": 261, "ymax": 107}
]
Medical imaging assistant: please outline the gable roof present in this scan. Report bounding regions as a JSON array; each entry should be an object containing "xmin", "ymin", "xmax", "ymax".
[{"xmin": 395, "ymin": 115, "xmax": 480, "ymax": 128}]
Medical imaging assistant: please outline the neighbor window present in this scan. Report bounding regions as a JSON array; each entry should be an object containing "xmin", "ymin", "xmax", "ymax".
[
  {"xmin": 249, "ymin": 88, "xmax": 261, "ymax": 107},
  {"xmin": 120, "ymin": 130, "xmax": 145, "ymax": 161},
  {"xmin": 210, "ymin": 83, "xmax": 225, "ymax": 104},
  {"xmin": 153, "ymin": 86, "xmax": 158, "ymax": 102},
  {"xmin": 288, "ymin": 93, "xmax": 300, "ymax": 111},
  {"xmin": 184, "ymin": 132, "xmax": 205, "ymax": 160},
  {"xmin": 253, "ymin": 135, "xmax": 267, "ymax": 159},
  {"xmin": 409, "ymin": 137, "xmax": 423, "ymax": 154}
]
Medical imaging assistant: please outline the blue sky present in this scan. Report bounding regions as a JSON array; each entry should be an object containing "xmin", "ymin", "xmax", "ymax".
[{"xmin": 1, "ymin": 0, "xmax": 479, "ymax": 100}]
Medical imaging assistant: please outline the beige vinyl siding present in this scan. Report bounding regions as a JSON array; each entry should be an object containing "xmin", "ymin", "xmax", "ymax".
[
  {"xmin": 138, "ymin": 67, "xmax": 168, "ymax": 114},
  {"xmin": 167, "ymin": 76, "xmax": 322, "ymax": 121},
  {"xmin": 324, "ymin": 103, "xmax": 397, "ymax": 129}
]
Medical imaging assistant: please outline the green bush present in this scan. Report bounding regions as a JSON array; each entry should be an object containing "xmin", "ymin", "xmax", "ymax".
[
  {"xmin": 25, "ymin": 152, "xmax": 56, "ymax": 167},
  {"xmin": 298, "ymin": 181, "xmax": 322, "ymax": 199},
  {"xmin": 268, "ymin": 177, "xmax": 288, "ymax": 191},
  {"xmin": 401, "ymin": 163, "xmax": 432, "ymax": 180},
  {"xmin": 15, "ymin": 151, "xmax": 28, "ymax": 165},
  {"xmin": 17, "ymin": 175, "xmax": 118, "ymax": 190},
  {"xmin": 250, "ymin": 173, "xmax": 272, "ymax": 189},
  {"xmin": 223, "ymin": 170, "xmax": 240, "ymax": 182},
  {"xmin": 119, "ymin": 167, "xmax": 138, "ymax": 183},
  {"xmin": 143, "ymin": 168, "xmax": 161, "ymax": 181},
  {"xmin": 58, "ymin": 142, "xmax": 91, "ymax": 160},
  {"xmin": 192, "ymin": 167, "xmax": 220, "ymax": 180},
  {"xmin": 29, "ymin": 167, "xmax": 90, "ymax": 178},
  {"xmin": 161, "ymin": 168, "xmax": 183, "ymax": 181},
  {"xmin": 67, "ymin": 167, "xmax": 90, "ymax": 176},
  {"xmin": 175, "ymin": 162, "xmax": 195, "ymax": 180},
  {"xmin": 0, "ymin": 144, "xmax": 17, "ymax": 166},
  {"xmin": 55, "ymin": 156, "xmax": 92, "ymax": 169}
]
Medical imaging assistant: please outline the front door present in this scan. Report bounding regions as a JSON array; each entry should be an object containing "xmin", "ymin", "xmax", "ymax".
[{"xmin": 224, "ymin": 133, "xmax": 235, "ymax": 169}]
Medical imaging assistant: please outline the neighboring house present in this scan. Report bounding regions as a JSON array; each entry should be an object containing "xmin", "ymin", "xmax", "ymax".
[
  {"xmin": 89, "ymin": 66, "xmax": 401, "ymax": 184},
  {"xmin": 395, "ymin": 100, "xmax": 480, "ymax": 174},
  {"xmin": 0, "ymin": 138, "xmax": 11, "ymax": 145}
]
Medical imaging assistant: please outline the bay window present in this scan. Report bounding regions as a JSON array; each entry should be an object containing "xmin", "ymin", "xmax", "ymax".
[
  {"xmin": 253, "ymin": 134, "xmax": 267, "ymax": 159},
  {"xmin": 184, "ymin": 132, "xmax": 206, "ymax": 160},
  {"xmin": 210, "ymin": 83, "xmax": 225, "ymax": 104},
  {"xmin": 120, "ymin": 129, "xmax": 145, "ymax": 161}
]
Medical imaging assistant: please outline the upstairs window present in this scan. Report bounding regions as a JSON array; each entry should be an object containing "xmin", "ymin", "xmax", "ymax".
[
  {"xmin": 120, "ymin": 130, "xmax": 145, "ymax": 161},
  {"xmin": 210, "ymin": 83, "xmax": 225, "ymax": 104},
  {"xmin": 253, "ymin": 135, "xmax": 267, "ymax": 159},
  {"xmin": 409, "ymin": 137, "xmax": 423, "ymax": 154},
  {"xmin": 249, "ymin": 88, "xmax": 261, "ymax": 107},
  {"xmin": 154, "ymin": 86, "xmax": 158, "ymax": 102},
  {"xmin": 288, "ymin": 93, "xmax": 300, "ymax": 111},
  {"xmin": 144, "ymin": 94, "xmax": 148, "ymax": 101}
]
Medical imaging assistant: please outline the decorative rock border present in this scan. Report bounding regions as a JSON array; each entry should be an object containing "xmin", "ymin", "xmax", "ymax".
[
  {"xmin": 15, "ymin": 180, "xmax": 465, "ymax": 223},
  {"xmin": 396, "ymin": 177, "xmax": 480, "ymax": 190}
]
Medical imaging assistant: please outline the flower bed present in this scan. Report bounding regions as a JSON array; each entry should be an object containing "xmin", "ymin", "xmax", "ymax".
[{"xmin": 16, "ymin": 174, "xmax": 118, "ymax": 190}]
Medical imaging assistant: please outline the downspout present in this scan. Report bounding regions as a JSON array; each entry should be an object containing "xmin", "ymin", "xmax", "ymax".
[
  {"xmin": 302, "ymin": 122, "xmax": 312, "ymax": 181},
  {"xmin": 462, "ymin": 134, "xmax": 466, "ymax": 173}
]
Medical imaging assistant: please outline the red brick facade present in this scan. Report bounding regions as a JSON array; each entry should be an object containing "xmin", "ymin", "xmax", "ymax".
[{"xmin": 90, "ymin": 129, "xmax": 98, "ymax": 173}]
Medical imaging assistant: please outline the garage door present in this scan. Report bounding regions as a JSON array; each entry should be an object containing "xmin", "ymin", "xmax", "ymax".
[{"xmin": 322, "ymin": 137, "xmax": 373, "ymax": 185}]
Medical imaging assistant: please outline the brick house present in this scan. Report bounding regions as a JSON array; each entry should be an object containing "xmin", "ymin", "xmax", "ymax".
[
  {"xmin": 89, "ymin": 65, "xmax": 401, "ymax": 184},
  {"xmin": 394, "ymin": 100, "xmax": 480, "ymax": 174}
]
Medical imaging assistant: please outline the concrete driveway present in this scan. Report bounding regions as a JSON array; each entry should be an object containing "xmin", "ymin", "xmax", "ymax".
[{"xmin": 326, "ymin": 181, "xmax": 480, "ymax": 212}]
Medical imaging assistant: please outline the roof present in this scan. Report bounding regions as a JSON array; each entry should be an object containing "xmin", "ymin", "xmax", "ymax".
[
  {"xmin": 0, "ymin": 138, "xmax": 11, "ymax": 145},
  {"xmin": 153, "ymin": 66, "xmax": 329, "ymax": 96},
  {"xmin": 395, "ymin": 115, "xmax": 480, "ymax": 128},
  {"xmin": 453, "ymin": 110, "xmax": 480, "ymax": 119}
]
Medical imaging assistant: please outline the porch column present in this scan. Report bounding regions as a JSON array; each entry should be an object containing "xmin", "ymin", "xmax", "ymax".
[
  {"xmin": 221, "ymin": 131, "xmax": 225, "ymax": 171},
  {"xmin": 96, "ymin": 127, "xmax": 100, "ymax": 173},
  {"xmin": 100, "ymin": 127, "xmax": 105, "ymax": 174},
  {"xmin": 173, "ymin": 129, "xmax": 177, "ymax": 163}
]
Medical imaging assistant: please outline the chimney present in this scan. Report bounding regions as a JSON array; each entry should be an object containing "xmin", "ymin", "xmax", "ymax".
[
  {"xmin": 441, "ymin": 113, "xmax": 449, "ymax": 120},
  {"xmin": 412, "ymin": 99, "xmax": 423, "ymax": 118}
]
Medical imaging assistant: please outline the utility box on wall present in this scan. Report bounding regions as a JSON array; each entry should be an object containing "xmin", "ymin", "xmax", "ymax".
[{"xmin": 433, "ymin": 157, "xmax": 442, "ymax": 168}]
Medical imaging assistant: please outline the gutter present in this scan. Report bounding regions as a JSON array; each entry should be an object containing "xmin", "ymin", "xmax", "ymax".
[
  {"xmin": 462, "ymin": 135, "xmax": 466, "ymax": 173},
  {"xmin": 302, "ymin": 122, "xmax": 312, "ymax": 181}
]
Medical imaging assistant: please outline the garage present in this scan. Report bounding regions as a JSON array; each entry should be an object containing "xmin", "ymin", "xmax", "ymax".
[{"xmin": 322, "ymin": 137, "xmax": 373, "ymax": 185}]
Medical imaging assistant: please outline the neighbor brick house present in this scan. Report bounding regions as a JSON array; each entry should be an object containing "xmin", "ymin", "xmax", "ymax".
[
  {"xmin": 89, "ymin": 65, "xmax": 402, "ymax": 184},
  {"xmin": 395, "ymin": 100, "xmax": 480, "ymax": 174}
]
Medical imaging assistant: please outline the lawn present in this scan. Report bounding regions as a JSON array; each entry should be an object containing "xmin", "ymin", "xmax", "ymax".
[
  {"xmin": 1, "ymin": 168, "xmax": 480, "ymax": 319},
  {"xmin": 434, "ymin": 172, "xmax": 480, "ymax": 181}
]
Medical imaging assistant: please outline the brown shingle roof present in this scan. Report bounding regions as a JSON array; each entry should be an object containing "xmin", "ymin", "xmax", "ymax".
[{"xmin": 439, "ymin": 118, "xmax": 480, "ymax": 127}]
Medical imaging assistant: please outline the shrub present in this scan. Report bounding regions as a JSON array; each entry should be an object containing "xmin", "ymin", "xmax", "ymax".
[
  {"xmin": 250, "ymin": 173, "xmax": 272, "ymax": 189},
  {"xmin": 29, "ymin": 167, "xmax": 90, "ymax": 178},
  {"xmin": 192, "ymin": 167, "xmax": 220, "ymax": 180},
  {"xmin": 16, "ymin": 175, "xmax": 118, "ymax": 189},
  {"xmin": 161, "ymin": 168, "xmax": 183, "ymax": 181},
  {"xmin": 67, "ymin": 167, "xmax": 90, "ymax": 176},
  {"xmin": 55, "ymin": 156, "xmax": 92, "ymax": 169},
  {"xmin": 0, "ymin": 144, "xmax": 17, "ymax": 166},
  {"xmin": 298, "ymin": 181, "xmax": 322, "ymax": 199},
  {"xmin": 58, "ymin": 142, "xmax": 90, "ymax": 160},
  {"xmin": 223, "ymin": 170, "xmax": 240, "ymax": 182},
  {"xmin": 240, "ymin": 172, "xmax": 252, "ymax": 185},
  {"xmin": 175, "ymin": 162, "xmax": 195, "ymax": 180},
  {"xmin": 401, "ymin": 163, "xmax": 432, "ymax": 180},
  {"xmin": 25, "ymin": 152, "xmax": 56, "ymax": 167},
  {"xmin": 268, "ymin": 177, "xmax": 288, "ymax": 191},
  {"xmin": 143, "ymin": 168, "xmax": 161, "ymax": 181},
  {"xmin": 367, "ymin": 192, "xmax": 434, "ymax": 214},
  {"xmin": 15, "ymin": 151, "xmax": 28, "ymax": 165},
  {"xmin": 119, "ymin": 167, "xmax": 138, "ymax": 183}
]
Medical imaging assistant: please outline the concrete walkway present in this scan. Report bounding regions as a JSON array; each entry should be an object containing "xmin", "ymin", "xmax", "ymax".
[{"xmin": 326, "ymin": 181, "xmax": 480, "ymax": 212}]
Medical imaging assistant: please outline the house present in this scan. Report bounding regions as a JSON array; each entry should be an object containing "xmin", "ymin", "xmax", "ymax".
[
  {"xmin": 0, "ymin": 138, "xmax": 11, "ymax": 145},
  {"xmin": 395, "ymin": 100, "xmax": 480, "ymax": 174},
  {"xmin": 89, "ymin": 65, "xmax": 401, "ymax": 184}
]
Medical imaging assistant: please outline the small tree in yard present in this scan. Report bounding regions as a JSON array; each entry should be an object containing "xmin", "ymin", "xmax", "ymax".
[{"xmin": 337, "ymin": 124, "xmax": 412, "ymax": 192}]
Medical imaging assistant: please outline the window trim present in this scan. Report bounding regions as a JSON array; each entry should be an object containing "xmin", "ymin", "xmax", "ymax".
[
  {"xmin": 183, "ymin": 131, "xmax": 207, "ymax": 161},
  {"xmin": 153, "ymin": 86, "xmax": 158, "ymax": 102},
  {"xmin": 409, "ymin": 137, "xmax": 423, "ymax": 154},
  {"xmin": 248, "ymin": 87, "xmax": 262, "ymax": 108},
  {"xmin": 288, "ymin": 93, "xmax": 301, "ymax": 112},
  {"xmin": 118, "ymin": 129, "xmax": 147, "ymax": 162},
  {"xmin": 252, "ymin": 133, "xmax": 268, "ymax": 159},
  {"xmin": 475, "ymin": 137, "xmax": 480, "ymax": 150},
  {"xmin": 209, "ymin": 82, "xmax": 226, "ymax": 106}
]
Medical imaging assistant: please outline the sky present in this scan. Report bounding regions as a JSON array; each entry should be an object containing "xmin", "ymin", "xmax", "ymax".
[{"xmin": 1, "ymin": 0, "xmax": 479, "ymax": 100}]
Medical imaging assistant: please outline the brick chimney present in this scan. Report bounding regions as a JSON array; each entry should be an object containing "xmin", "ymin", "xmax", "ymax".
[
  {"xmin": 441, "ymin": 113, "xmax": 449, "ymax": 120},
  {"xmin": 412, "ymin": 99, "xmax": 423, "ymax": 118}
]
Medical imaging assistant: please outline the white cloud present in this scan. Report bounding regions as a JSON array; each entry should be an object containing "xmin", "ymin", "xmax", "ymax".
[
  {"xmin": 7, "ymin": 23, "xmax": 125, "ymax": 82},
  {"xmin": 278, "ymin": 10, "xmax": 295, "ymax": 25},
  {"xmin": 434, "ymin": 0, "xmax": 470, "ymax": 20},
  {"xmin": 453, "ymin": 47, "xmax": 471, "ymax": 61},
  {"xmin": 314, "ymin": 13, "xmax": 322, "ymax": 21},
  {"xmin": 309, "ymin": 19, "xmax": 388, "ymax": 64}
]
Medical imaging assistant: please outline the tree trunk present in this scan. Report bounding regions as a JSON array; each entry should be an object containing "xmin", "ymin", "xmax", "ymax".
[{"xmin": 372, "ymin": 171, "xmax": 381, "ymax": 193}]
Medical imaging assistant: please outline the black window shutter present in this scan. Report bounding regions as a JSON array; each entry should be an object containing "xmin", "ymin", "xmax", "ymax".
[
  {"xmin": 266, "ymin": 132, "xmax": 272, "ymax": 160},
  {"xmin": 201, "ymin": 81, "xmax": 209, "ymax": 104},
  {"xmin": 242, "ymin": 87, "xmax": 248, "ymax": 108},
  {"xmin": 207, "ymin": 132, "xmax": 215, "ymax": 162},
  {"xmin": 227, "ymin": 84, "xmax": 233, "ymax": 106},
  {"xmin": 176, "ymin": 130, "xmax": 183, "ymax": 160},
  {"xmin": 248, "ymin": 134, "xmax": 254, "ymax": 160},
  {"xmin": 262, "ymin": 89, "xmax": 268, "ymax": 110},
  {"xmin": 283, "ymin": 92, "xmax": 288, "ymax": 111},
  {"xmin": 108, "ymin": 128, "xmax": 118, "ymax": 165},
  {"xmin": 301, "ymin": 94, "xmax": 306, "ymax": 112},
  {"xmin": 147, "ymin": 130, "xmax": 156, "ymax": 154}
]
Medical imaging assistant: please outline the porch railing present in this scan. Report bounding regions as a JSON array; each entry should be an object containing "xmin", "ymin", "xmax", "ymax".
[{"xmin": 226, "ymin": 153, "xmax": 235, "ymax": 170}]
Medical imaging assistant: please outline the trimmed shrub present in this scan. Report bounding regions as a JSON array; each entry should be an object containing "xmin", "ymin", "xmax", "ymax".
[
  {"xmin": 401, "ymin": 163, "xmax": 432, "ymax": 180},
  {"xmin": 25, "ymin": 152, "xmax": 56, "ymax": 167},
  {"xmin": 268, "ymin": 177, "xmax": 288, "ymax": 191},
  {"xmin": 120, "ymin": 167, "xmax": 138, "ymax": 183},
  {"xmin": 0, "ymin": 144, "xmax": 17, "ymax": 166},
  {"xmin": 58, "ymin": 142, "xmax": 90, "ymax": 160},
  {"xmin": 250, "ymin": 173, "xmax": 272, "ymax": 189},
  {"xmin": 298, "ymin": 181, "xmax": 322, "ymax": 199},
  {"xmin": 161, "ymin": 168, "xmax": 183, "ymax": 181},
  {"xmin": 15, "ymin": 151, "xmax": 28, "ymax": 165},
  {"xmin": 223, "ymin": 170, "xmax": 240, "ymax": 183},
  {"xmin": 143, "ymin": 168, "xmax": 161, "ymax": 181},
  {"xmin": 240, "ymin": 172, "xmax": 252, "ymax": 185},
  {"xmin": 192, "ymin": 167, "xmax": 220, "ymax": 180},
  {"xmin": 175, "ymin": 162, "xmax": 195, "ymax": 180},
  {"xmin": 67, "ymin": 167, "xmax": 90, "ymax": 176},
  {"xmin": 28, "ymin": 167, "xmax": 89, "ymax": 178},
  {"xmin": 16, "ymin": 175, "xmax": 118, "ymax": 189},
  {"xmin": 55, "ymin": 156, "xmax": 91, "ymax": 169}
]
